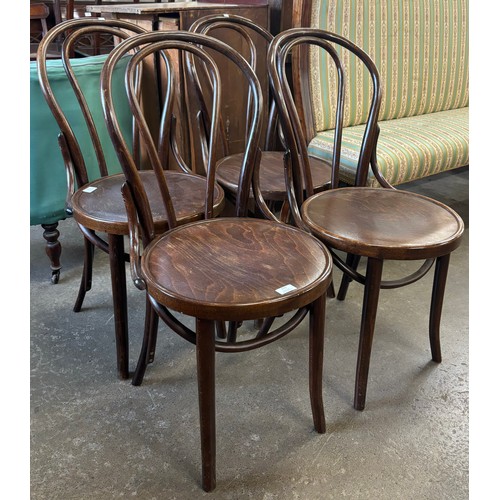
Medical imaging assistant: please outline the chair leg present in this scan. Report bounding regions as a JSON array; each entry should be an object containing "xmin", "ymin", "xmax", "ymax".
[
  {"xmin": 337, "ymin": 254, "xmax": 361, "ymax": 301},
  {"xmin": 354, "ymin": 257, "xmax": 383, "ymax": 411},
  {"xmin": 215, "ymin": 321, "xmax": 227, "ymax": 339},
  {"xmin": 132, "ymin": 295, "xmax": 158, "ymax": 386},
  {"xmin": 146, "ymin": 301, "xmax": 159, "ymax": 365},
  {"xmin": 108, "ymin": 234, "xmax": 129, "ymax": 380},
  {"xmin": 309, "ymin": 293, "xmax": 326, "ymax": 433},
  {"xmin": 73, "ymin": 236, "xmax": 94, "ymax": 312},
  {"xmin": 226, "ymin": 321, "xmax": 238, "ymax": 343},
  {"xmin": 41, "ymin": 222, "xmax": 62, "ymax": 284},
  {"xmin": 429, "ymin": 254, "xmax": 451, "ymax": 363},
  {"xmin": 196, "ymin": 318, "xmax": 216, "ymax": 492},
  {"xmin": 326, "ymin": 272, "xmax": 336, "ymax": 298}
]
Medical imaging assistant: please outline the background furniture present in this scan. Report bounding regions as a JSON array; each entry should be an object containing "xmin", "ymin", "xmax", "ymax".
[
  {"xmin": 86, "ymin": 1, "xmax": 270, "ymax": 172},
  {"xmin": 30, "ymin": 0, "xmax": 136, "ymax": 282},
  {"xmin": 291, "ymin": 0, "xmax": 469, "ymax": 187},
  {"xmin": 30, "ymin": 2, "xmax": 51, "ymax": 48}
]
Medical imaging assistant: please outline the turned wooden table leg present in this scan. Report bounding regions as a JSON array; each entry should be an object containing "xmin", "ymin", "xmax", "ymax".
[{"xmin": 41, "ymin": 222, "xmax": 62, "ymax": 284}]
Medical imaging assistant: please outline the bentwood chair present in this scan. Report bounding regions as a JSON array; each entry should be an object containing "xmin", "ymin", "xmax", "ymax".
[
  {"xmin": 188, "ymin": 14, "xmax": 332, "ymax": 219},
  {"xmin": 101, "ymin": 30, "xmax": 333, "ymax": 491},
  {"xmin": 268, "ymin": 28, "xmax": 464, "ymax": 411},
  {"xmin": 37, "ymin": 18, "xmax": 225, "ymax": 379}
]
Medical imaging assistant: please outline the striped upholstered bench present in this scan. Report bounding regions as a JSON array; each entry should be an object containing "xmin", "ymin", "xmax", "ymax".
[{"xmin": 292, "ymin": 0, "xmax": 469, "ymax": 187}]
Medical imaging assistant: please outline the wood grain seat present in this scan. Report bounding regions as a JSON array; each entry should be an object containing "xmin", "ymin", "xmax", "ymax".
[
  {"xmin": 302, "ymin": 188, "xmax": 464, "ymax": 260},
  {"xmin": 142, "ymin": 218, "xmax": 332, "ymax": 320},
  {"xmin": 216, "ymin": 151, "xmax": 331, "ymax": 201},
  {"xmin": 71, "ymin": 171, "xmax": 225, "ymax": 233}
]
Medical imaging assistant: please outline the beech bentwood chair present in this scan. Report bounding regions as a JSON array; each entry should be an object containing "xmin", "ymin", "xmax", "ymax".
[
  {"xmin": 268, "ymin": 27, "xmax": 464, "ymax": 411},
  {"xmin": 188, "ymin": 13, "xmax": 332, "ymax": 219},
  {"xmin": 101, "ymin": 30, "xmax": 333, "ymax": 491},
  {"xmin": 37, "ymin": 18, "xmax": 225, "ymax": 379}
]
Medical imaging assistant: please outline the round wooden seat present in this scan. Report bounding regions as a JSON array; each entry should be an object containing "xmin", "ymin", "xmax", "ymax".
[
  {"xmin": 302, "ymin": 188, "xmax": 464, "ymax": 260},
  {"xmin": 142, "ymin": 218, "xmax": 333, "ymax": 321},
  {"xmin": 71, "ymin": 171, "xmax": 225, "ymax": 234},
  {"xmin": 216, "ymin": 151, "xmax": 331, "ymax": 201}
]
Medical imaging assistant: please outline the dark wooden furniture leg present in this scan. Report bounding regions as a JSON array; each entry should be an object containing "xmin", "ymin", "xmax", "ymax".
[
  {"xmin": 309, "ymin": 293, "xmax": 326, "ymax": 433},
  {"xmin": 337, "ymin": 253, "xmax": 361, "ymax": 301},
  {"xmin": 41, "ymin": 222, "xmax": 62, "ymax": 284},
  {"xmin": 73, "ymin": 236, "xmax": 94, "ymax": 312},
  {"xmin": 196, "ymin": 318, "xmax": 216, "ymax": 493},
  {"xmin": 429, "ymin": 254, "xmax": 451, "ymax": 363},
  {"xmin": 108, "ymin": 233, "xmax": 129, "ymax": 380},
  {"xmin": 146, "ymin": 298, "xmax": 159, "ymax": 365},
  {"xmin": 354, "ymin": 257, "xmax": 383, "ymax": 411},
  {"xmin": 132, "ymin": 295, "xmax": 159, "ymax": 387}
]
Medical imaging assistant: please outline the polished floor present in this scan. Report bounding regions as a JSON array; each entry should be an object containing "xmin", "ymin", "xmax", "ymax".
[{"xmin": 30, "ymin": 168, "xmax": 469, "ymax": 499}]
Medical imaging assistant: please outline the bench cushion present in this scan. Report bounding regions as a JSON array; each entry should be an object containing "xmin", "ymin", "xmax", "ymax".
[
  {"xmin": 308, "ymin": 0, "xmax": 469, "ymax": 132},
  {"xmin": 308, "ymin": 106, "xmax": 469, "ymax": 186}
]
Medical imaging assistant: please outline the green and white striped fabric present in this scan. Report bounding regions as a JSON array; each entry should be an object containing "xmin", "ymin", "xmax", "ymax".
[
  {"xmin": 309, "ymin": 107, "xmax": 469, "ymax": 186},
  {"xmin": 305, "ymin": 0, "xmax": 469, "ymax": 185}
]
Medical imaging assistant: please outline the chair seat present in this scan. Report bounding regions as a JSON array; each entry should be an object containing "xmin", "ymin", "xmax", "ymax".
[
  {"xmin": 141, "ymin": 218, "xmax": 333, "ymax": 321},
  {"xmin": 71, "ymin": 170, "xmax": 225, "ymax": 234},
  {"xmin": 302, "ymin": 187, "xmax": 464, "ymax": 260},
  {"xmin": 216, "ymin": 151, "xmax": 331, "ymax": 200}
]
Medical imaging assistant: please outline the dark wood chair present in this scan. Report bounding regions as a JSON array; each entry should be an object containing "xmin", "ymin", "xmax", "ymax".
[
  {"xmin": 188, "ymin": 14, "xmax": 332, "ymax": 219},
  {"xmin": 36, "ymin": 18, "xmax": 225, "ymax": 380},
  {"xmin": 268, "ymin": 28, "xmax": 464, "ymax": 411},
  {"xmin": 101, "ymin": 30, "xmax": 333, "ymax": 492}
]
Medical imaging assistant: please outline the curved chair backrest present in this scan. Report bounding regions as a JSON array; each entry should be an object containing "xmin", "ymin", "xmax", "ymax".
[
  {"xmin": 37, "ymin": 18, "xmax": 148, "ymax": 192},
  {"xmin": 101, "ymin": 30, "xmax": 264, "ymax": 245},
  {"xmin": 188, "ymin": 14, "xmax": 278, "ymax": 156},
  {"xmin": 268, "ymin": 28, "xmax": 383, "ymax": 224}
]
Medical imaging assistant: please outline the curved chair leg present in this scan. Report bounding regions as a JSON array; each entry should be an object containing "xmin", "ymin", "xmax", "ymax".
[
  {"xmin": 41, "ymin": 222, "xmax": 62, "ymax": 284},
  {"xmin": 146, "ymin": 301, "xmax": 159, "ymax": 365},
  {"xmin": 309, "ymin": 293, "xmax": 326, "ymax": 433},
  {"xmin": 429, "ymin": 254, "xmax": 451, "ymax": 363},
  {"xmin": 354, "ymin": 257, "xmax": 383, "ymax": 411},
  {"xmin": 108, "ymin": 234, "xmax": 129, "ymax": 380},
  {"xmin": 132, "ymin": 295, "xmax": 158, "ymax": 386},
  {"xmin": 196, "ymin": 318, "xmax": 216, "ymax": 492},
  {"xmin": 73, "ymin": 236, "xmax": 94, "ymax": 312},
  {"xmin": 326, "ymin": 274, "xmax": 336, "ymax": 298},
  {"xmin": 337, "ymin": 254, "xmax": 361, "ymax": 301}
]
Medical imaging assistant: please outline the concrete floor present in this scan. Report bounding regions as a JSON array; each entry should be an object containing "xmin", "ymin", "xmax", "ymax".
[{"xmin": 30, "ymin": 168, "xmax": 469, "ymax": 499}]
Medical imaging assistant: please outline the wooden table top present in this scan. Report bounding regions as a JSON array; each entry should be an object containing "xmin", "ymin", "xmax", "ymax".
[{"xmin": 87, "ymin": 2, "xmax": 268, "ymax": 15}]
